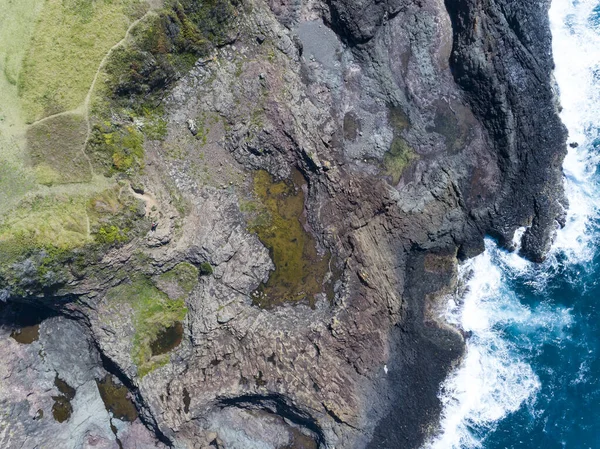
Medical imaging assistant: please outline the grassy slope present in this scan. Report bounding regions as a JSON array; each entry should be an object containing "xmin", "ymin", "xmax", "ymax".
[
  {"xmin": 0, "ymin": 0, "xmax": 45, "ymax": 214},
  {"xmin": 19, "ymin": 0, "xmax": 146, "ymax": 123},
  {"xmin": 0, "ymin": 0, "xmax": 150, "ymax": 250},
  {"xmin": 27, "ymin": 113, "xmax": 92, "ymax": 185}
]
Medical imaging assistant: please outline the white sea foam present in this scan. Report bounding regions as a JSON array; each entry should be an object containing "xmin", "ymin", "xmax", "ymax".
[
  {"xmin": 547, "ymin": 0, "xmax": 600, "ymax": 264},
  {"xmin": 426, "ymin": 2, "xmax": 600, "ymax": 447},
  {"xmin": 426, "ymin": 245, "xmax": 542, "ymax": 449}
]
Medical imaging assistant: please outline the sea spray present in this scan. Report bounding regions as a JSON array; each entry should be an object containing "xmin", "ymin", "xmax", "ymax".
[
  {"xmin": 427, "ymin": 244, "xmax": 541, "ymax": 449},
  {"xmin": 548, "ymin": 0, "xmax": 600, "ymax": 267},
  {"xmin": 427, "ymin": 0, "xmax": 600, "ymax": 447}
]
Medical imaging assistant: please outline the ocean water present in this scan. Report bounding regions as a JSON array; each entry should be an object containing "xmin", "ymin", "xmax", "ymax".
[{"xmin": 426, "ymin": 0, "xmax": 600, "ymax": 448}]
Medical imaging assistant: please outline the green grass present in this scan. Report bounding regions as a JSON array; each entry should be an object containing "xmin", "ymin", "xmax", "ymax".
[
  {"xmin": 0, "ymin": 185, "xmax": 142, "ymax": 259},
  {"xmin": 0, "ymin": 0, "xmax": 44, "ymax": 137},
  {"xmin": 0, "ymin": 194, "xmax": 92, "ymax": 252},
  {"xmin": 106, "ymin": 279, "xmax": 187, "ymax": 377},
  {"xmin": 0, "ymin": 157, "xmax": 36, "ymax": 216},
  {"xmin": 248, "ymin": 170, "xmax": 329, "ymax": 308},
  {"xmin": 26, "ymin": 113, "xmax": 92, "ymax": 185},
  {"xmin": 0, "ymin": 0, "xmax": 44, "ymax": 87},
  {"xmin": 19, "ymin": 0, "xmax": 147, "ymax": 122}
]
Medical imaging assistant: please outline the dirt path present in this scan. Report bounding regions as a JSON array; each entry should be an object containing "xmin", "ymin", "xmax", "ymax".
[
  {"xmin": 26, "ymin": 11, "xmax": 154, "ymax": 180},
  {"xmin": 81, "ymin": 12, "xmax": 154, "ymax": 177},
  {"xmin": 129, "ymin": 185, "xmax": 159, "ymax": 217}
]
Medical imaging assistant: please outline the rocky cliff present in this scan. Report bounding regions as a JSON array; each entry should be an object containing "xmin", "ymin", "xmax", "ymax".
[{"xmin": 0, "ymin": 0, "xmax": 566, "ymax": 448}]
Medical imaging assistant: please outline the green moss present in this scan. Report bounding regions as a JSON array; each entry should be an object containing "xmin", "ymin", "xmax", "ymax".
[
  {"xmin": 158, "ymin": 262, "xmax": 199, "ymax": 295},
  {"xmin": 383, "ymin": 137, "xmax": 417, "ymax": 185},
  {"xmin": 247, "ymin": 170, "xmax": 330, "ymax": 308},
  {"xmin": 199, "ymin": 262, "xmax": 213, "ymax": 276},
  {"xmin": 106, "ymin": 279, "xmax": 187, "ymax": 377},
  {"xmin": 95, "ymin": 225, "xmax": 129, "ymax": 245}
]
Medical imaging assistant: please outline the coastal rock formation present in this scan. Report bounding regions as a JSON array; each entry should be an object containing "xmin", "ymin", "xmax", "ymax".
[{"xmin": 0, "ymin": 0, "xmax": 566, "ymax": 448}]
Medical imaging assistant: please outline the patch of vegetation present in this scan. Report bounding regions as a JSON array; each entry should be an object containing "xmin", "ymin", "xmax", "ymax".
[
  {"xmin": 0, "ymin": 0, "xmax": 44, "ymax": 212},
  {"xmin": 106, "ymin": 279, "xmax": 187, "ymax": 377},
  {"xmin": 88, "ymin": 123, "xmax": 145, "ymax": 174},
  {"xmin": 199, "ymin": 262, "xmax": 213, "ymax": 276},
  {"xmin": 19, "ymin": 0, "xmax": 146, "ymax": 122},
  {"xmin": 26, "ymin": 113, "xmax": 91, "ymax": 185},
  {"xmin": 383, "ymin": 137, "xmax": 417, "ymax": 185},
  {"xmin": 87, "ymin": 184, "xmax": 147, "ymax": 246},
  {"xmin": 0, "ymin": 185, "xmax": 146, "ymax": 295},
  {"xmin": 0, "ymin": 0, "xmax": 44, "ymax": 88},
  {"xmin": 247, "ymin": 170, "xmax": 330, "ymax": 308},
  {"xmin": 0, "ymin": 159, "xmax": 36, "ymax": 215},
  {"xmin": 157, "ymin": 262, "xmax": 199, "ymax": 297},
  {"xmin": 143, "ymin": 116, "xmax": 168, "ymax": 141},
  {"xmin": 100, "ymin": 0, "xmax": 240, "ymax": 113},
  {"xmin": 381, "ymin": 104, "xmax": 416, "ymax": 184},
  {"xmin": 88, "ymin": 0, "xmax": 241, "ymax": 175},
  {"xmin": 0, "ymin": 0, "xmax": 44, "ymax": 146},
  {"xmin": 0, "ymin": 194, "xmax": 92, "ymax": 252},
  {"xmin": 95, "ymin": 225, "xmax": 129, "ymax": 245}
]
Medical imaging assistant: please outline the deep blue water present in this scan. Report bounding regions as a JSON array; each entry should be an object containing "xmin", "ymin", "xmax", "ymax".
[
  {"xmin": 427, "ymin": 1, "xmax": 600, "ymax": 448},
  {"xmin": 483, "ymin": 242, "xmax": 600, "ymax": 449}
]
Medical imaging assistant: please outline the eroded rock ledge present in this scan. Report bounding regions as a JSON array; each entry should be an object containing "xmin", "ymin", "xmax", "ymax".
[{"xmin": 0, "ymin": 0, "xmax": 566, "ymax": 448}]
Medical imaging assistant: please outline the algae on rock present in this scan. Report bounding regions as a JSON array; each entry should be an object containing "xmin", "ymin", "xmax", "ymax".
[
  {"xmin": 247, "ymin": 170, "xmax": 330, "ymax": 308},
  {"xmin": 106, "ymin": 279, "xmax": 187, "ymax": 377}
]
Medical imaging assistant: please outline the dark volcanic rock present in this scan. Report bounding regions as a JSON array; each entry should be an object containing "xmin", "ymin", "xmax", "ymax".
[{"xmin": 445, "ymin": 0, "xmax": 567, "ymax": 261}]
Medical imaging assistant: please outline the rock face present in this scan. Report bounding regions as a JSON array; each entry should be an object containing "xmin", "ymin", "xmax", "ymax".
[
  {"xmin": 0, "ymin": 305, "xmax": 166, "ymax": 448},
  {"xmin": 444, "ymin": 0, "xmax": 567, "ymax": 262},
  {"xmin": 0, "ymin": 0, "xmax": 566, "ymax": 448}
]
